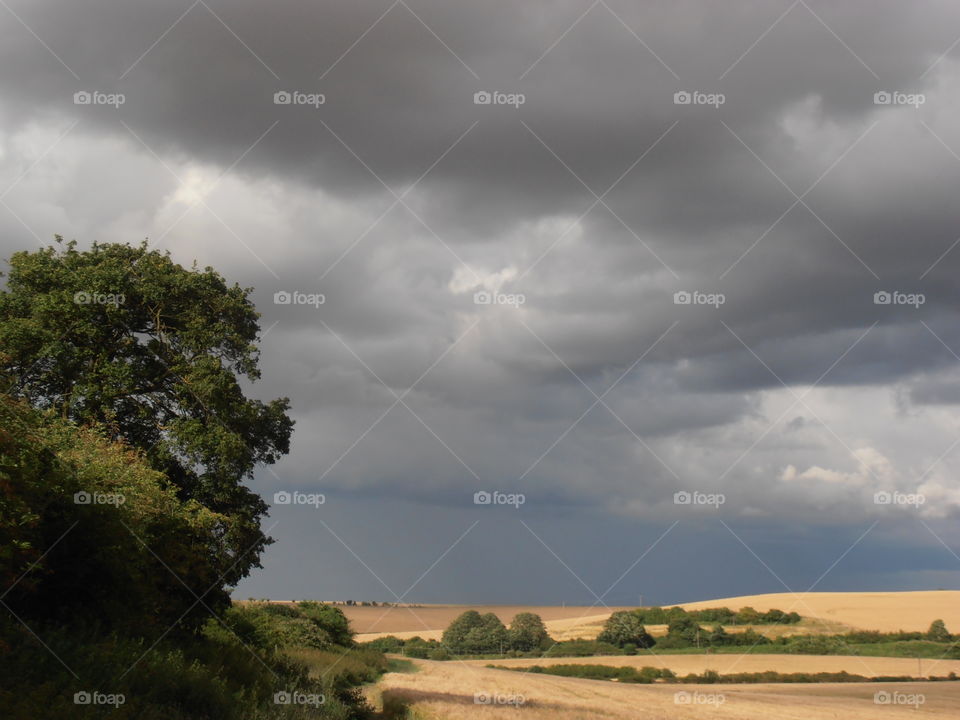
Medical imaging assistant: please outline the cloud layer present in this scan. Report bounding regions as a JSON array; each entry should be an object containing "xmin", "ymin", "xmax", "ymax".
[{"xmin": 2, "ymin": 0, "xmax": 959, "ymax": 600}]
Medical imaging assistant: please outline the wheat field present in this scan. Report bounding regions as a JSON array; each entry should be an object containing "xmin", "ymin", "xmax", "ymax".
[
  {"xmin": 348, "ymin": 590, "xmax": 960, "ymax": 642},
  {"xmin": 373, "ymin": 658, "xmax": 960, "ymax": 719}
]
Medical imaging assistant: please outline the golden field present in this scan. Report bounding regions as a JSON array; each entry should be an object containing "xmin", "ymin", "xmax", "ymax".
[
  {"xmin": 371, "ymin": 658, "xmax": 960, "ymax": 719},
  {"xmin": 347, "ymin": 590, "xmax": 960, "ymax": 642},
  {"xmin": 677, "ymin": 591, "xmax": 960, "ymax": 633},
  {"xmin": 344, "ymin": 605, "xmax": 631, "ymax": 642},
  {"xmin": 358, "ymin": 591, "xmax": 960, "ymax": 718}
]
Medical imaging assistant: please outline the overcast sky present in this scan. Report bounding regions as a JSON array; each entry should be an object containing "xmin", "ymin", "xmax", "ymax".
[{"xmin": 2, "ymin": 0, "xmax": 960, "ymax": 606}]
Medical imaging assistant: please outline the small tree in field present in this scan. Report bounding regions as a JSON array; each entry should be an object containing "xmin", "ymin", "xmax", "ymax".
[
  {"xmin": 928, "ymin": 619, "xmax": 951, "ymax": 642},
  {"xmin": 597, "ymin": 611, "xmax": 655, "ymax": 649},
  {"xmin": 508, "ymin": 612, "xmax": 551, "ymax": 651},
  {"xmin": 441, "ymin": 610, "xmax": 483, "ymax": 653}
]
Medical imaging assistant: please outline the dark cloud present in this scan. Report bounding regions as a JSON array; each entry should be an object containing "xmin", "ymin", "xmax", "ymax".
[{"xmin": 2, "ymin": 0, "xmax": 959, "ymax": 600}]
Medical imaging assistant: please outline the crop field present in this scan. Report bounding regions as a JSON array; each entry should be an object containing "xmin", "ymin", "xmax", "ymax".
[
  {"xmin": 346, "ymin": 590, "xmax": 960, "ymax": 643},
  {"xmin": 373, "ymin": 657, "xmax": 960, "ymax": 719},
  {"xmin": 340, "ymin": 605, "xmax": 630, "ymax": 642},
  {"xmin": 466, "ymin": 653, "xmax": 960, "ymax": 678}
]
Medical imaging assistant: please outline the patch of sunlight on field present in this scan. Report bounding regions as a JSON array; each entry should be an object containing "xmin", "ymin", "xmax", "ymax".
[{"xmin": 376, "ymin": 657, "xmax": 960, "ymax": 719}]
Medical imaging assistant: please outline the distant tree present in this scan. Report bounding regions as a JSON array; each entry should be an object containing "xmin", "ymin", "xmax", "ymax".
[
  {"xmin": 928, "ymin": 619, "xmax": 951, "ymax": 642},
  {"xmin": 762, "ymin": 609, "xmax": 785, "ymax": 624},
  {"xmin": 441, "ymin": 611, "xmax": 509, "ymax": 654},
  {"xmin": 709, "ymin": 624, "xmax": 730, "ymax": 646},
  {"xmin": 478, "ymin": 612, "xmax": 509, "ymax": 653},
  {"xmin": 735, "ymin": 606, "xmax": 761, "ymax": 625},
  {"xmin": 666, "ymin": 615, "xmax": 701, "ymax": 645},
  {"xmin": 508, "ymin": 612, "xmax": 551, "ymax": 651},
  {"xmin": 442, "ymin": 610, "xmax": 483, "ymax": 653},
  {"xmin": 597, "ymin": 611, "xmax": 655, "ymax": 648}
]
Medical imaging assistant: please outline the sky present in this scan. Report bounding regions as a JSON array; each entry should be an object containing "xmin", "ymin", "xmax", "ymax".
[{"xmin": 2, "ymin": 0, "xmax": 960, "ymax": 607}]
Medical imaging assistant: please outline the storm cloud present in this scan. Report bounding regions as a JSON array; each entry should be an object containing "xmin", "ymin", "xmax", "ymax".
[{"xmin": 2, "ymin": 0, "xmax": 959, "ymax": 602}]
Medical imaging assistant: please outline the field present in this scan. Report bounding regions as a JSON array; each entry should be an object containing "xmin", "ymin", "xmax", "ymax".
[
  {"xmin": 371, "ymin": 658, "xmax": 960, "ymax": 719},
  {"xmin": 678, "ymin": 591, "xmax": 960, "ymax": 633},
  {"xmin": 341, "ymin": 605, "xmax": 631, "ymax": 642},
  {"xmin": 345, "ymin": 590, "xmax": 960, "ymax": 642},
  {"xmin": 360, "ymin": 591, "xmax": 960, "ymax": 718}
]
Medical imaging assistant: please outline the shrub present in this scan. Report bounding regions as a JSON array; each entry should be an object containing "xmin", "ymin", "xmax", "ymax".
[{"xmin": 928, "ymin": 619, "xmax": 952, "ymax": 642}]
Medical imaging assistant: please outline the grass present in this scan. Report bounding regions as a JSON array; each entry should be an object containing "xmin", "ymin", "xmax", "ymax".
[{"xmin": 386, "ymin": 658, "xmax": 419, "ymax": 674}]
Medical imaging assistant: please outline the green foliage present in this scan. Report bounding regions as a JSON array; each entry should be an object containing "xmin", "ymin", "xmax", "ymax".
[
  {"xmin": 597, "ymin": 611, "xmax": 655, "ymax": 649},
  {"xmin": 502, "ymin": 663, "xmax": 669, "ymax": 683},
  {"xmin": 297, "ymin": 602, "xmax": 354, "ymax": 646},
  {"xmin": 631, "ymin": 605, "xmax": 800, "ymax": 626},
  {"xmin": 495, "ymin": 662, "xmax": 960, "ymax": 686},
  {"xmin": 784, "ymin": 635, "xmax": 854, "ymax": 655},
  {"xmin": 928, "ymin": 619, "xmax": 952, "ymax": 642},
  {"xmin": 0, "ymin": 395, "xmax": 223, "ymax": 634},
  {"xmin": 508, "ymin": 612, "xmax": 552, "ymax": 651},
  {"xmin": 0, "ymin": 241, "xmax": 382, "ymax": 719},
  {"xmin": 542, "ymin": 639, "xmax": 622, "ymax": 657},
  {"xmin": 204, "ymin": 602, "xmax": 356, "ymax": 652},
  {"xmin": 0, "ymin": 616, "xmax": 375, "ymax": 719},
  {"xmin": 440, "ymin": 611, "xmax": 508, "ymax": 654},
  {"xmin": 0, "ymin": 239, "xmax": 294, "ymax": 590}
]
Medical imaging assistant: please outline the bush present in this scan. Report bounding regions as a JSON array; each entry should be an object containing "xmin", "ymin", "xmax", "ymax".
[
  {"xmin": 785, "ymin": 636, "xmax": 853, "ymax": 655},
  {"xmin": 204, "ymin": 602, "xmax": 357, "ymax": 652},
  {"xmin": 928, "ymin": 619, "xmax": 952, "ymax": 642},
  {"xmin": 543, "ymin": 639, "xmax": 622, "ymax": 657},
  {"xmin": 0, "ymin": 616, "xmax": 374, "ymax": 720}
]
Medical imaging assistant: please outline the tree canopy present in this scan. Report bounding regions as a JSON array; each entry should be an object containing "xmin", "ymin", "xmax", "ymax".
[{"xmin": 0, "ymin": 239, "xmax": 293, "ymax": 589}]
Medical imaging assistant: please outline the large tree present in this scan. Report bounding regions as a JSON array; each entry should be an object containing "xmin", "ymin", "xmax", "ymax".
[{"xmin": 0, "ymin": 239, "xmax": 293, "ymax": 592}]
